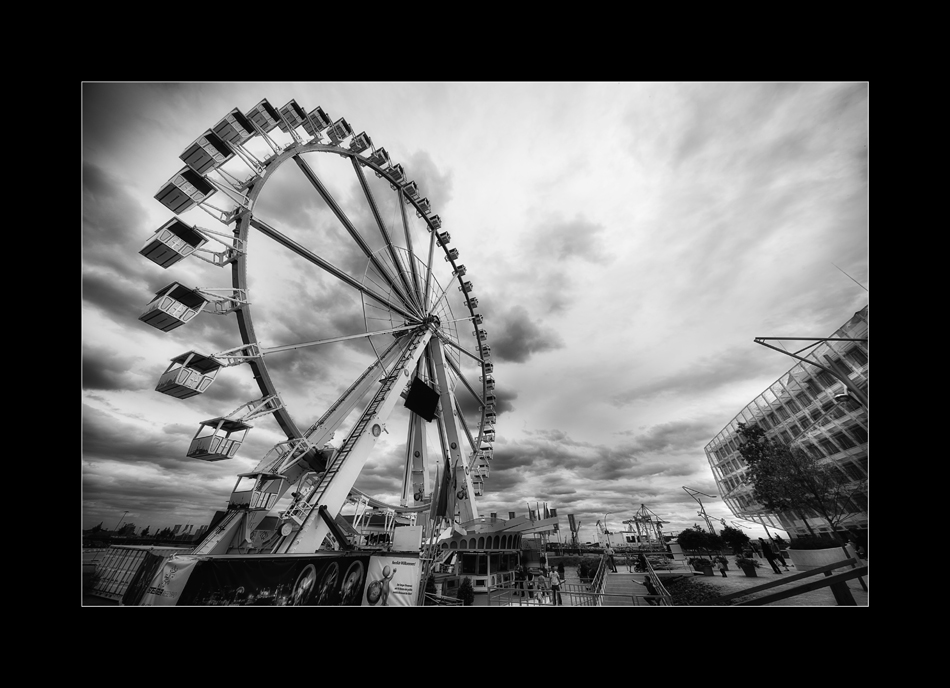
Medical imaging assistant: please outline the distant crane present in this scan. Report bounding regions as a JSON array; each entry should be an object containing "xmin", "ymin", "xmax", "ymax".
[{"xmin": 622, "ymin": 504, "xmax": 669, "ymax": 548}]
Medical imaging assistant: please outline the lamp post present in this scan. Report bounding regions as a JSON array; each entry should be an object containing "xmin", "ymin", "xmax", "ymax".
[
  {"xmin": 113, "ymin": 510, "xmax": 129, "ymax": 534},
  {"xmin": 753, "ymin": 336, "xmax": 868, "ymax": 409},
  {"xmin": 683, "ymin": 488, "xmax": 718, "ymax": 534}
]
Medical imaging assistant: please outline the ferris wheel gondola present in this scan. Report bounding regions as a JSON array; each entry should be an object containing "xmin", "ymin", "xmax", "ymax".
[{"xmin": 139, "ymin": 97, "xmax": 495, "ymax": 555}]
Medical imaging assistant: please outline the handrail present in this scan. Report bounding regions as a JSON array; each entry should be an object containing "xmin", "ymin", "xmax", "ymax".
[{"xmin": 695, "ymin": 558, "xmax": 864, "ymax": 606}]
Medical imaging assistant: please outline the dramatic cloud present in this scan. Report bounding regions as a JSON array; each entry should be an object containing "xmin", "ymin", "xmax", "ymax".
[
  {"xmin": 485, "ymin": 304, "xmax": 564, "ymax": 364},
  {"xmin": 82, "ymin": 83, "xmax": 867, "ymax": 542}
]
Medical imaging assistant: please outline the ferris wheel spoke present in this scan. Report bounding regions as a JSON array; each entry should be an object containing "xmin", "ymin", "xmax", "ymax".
[
  {"xmin": 423, "ymin": 227, "xmax": 436, "ymax": 311},
  {"xmin": 453, "ymin": 397, "xmax": 477, "ymax": 455},
  {"xmin": 258, "ymin": 323, "xmax": 419, "ymax": 355},
  {"xmin": 397, "ymin": 188, "xmax": 424, "ymax": 307},
  {"xmin": 292, "ymin": 155, "xmax": 421, "ymax": 318},
  {"xmin": 351, "ymin": 158, "xmax": 421, "ymax": 312},
  {"xmin": 248, "ymin": 215, "xmax": 419, "ymax": 322},
  {"xmin": 437, "ymin": 331, "xmax": 484, "ymax": 365},
  {"xmin": 444, "ymin": 351, "xmax": 485, "ymax": 406}
]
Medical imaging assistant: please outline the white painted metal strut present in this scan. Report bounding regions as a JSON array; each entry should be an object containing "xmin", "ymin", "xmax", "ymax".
[
  {"xmin": 277, "ymin": 327, "xmax": 434, "ymax": 553},
  {"xmin": 192, "ymin": 339, "xmax": 408, "ymax": 556},
  {"xmin": 428, "ymin": 338, "xmax": 479, "ymax": 523}
]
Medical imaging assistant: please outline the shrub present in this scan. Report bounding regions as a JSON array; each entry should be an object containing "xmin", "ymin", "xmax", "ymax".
[
  {"xmin": 789, "ymin": 535, "xmax": 841, "ymax": 550},
  {"xmin": 577, "ymin": 558, "xmax": 601, "ymax": 580},
  {"xmin": 664, "ymin": 577, "xmax": 726, "ymax": 606},
  {"xmin": 734, "ymin": 554, "xmax": 762, "ymax": 568}
]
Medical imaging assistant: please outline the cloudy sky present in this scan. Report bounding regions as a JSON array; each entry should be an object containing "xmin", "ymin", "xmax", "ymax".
[{"xmin": 82, "ymin": 82, "xmax": 868, "ymax": 543}]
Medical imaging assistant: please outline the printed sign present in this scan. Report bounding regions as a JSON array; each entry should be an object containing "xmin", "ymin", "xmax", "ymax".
[
  {"xmin": 362, "ymin": 554, "xmax": 421, "ymax": 607},
  {"xmin": 136, "ymin": 552, "xmax": 421, "ymax": 606}
]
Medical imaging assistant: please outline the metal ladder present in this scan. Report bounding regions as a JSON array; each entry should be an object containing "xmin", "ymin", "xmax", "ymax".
[{"xmin": 284, "ymin": 329, "xmax": 424, "ymax": 527}]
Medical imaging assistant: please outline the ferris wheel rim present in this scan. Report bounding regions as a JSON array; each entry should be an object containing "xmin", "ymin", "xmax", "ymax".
[{"xmin": 228, "ymin": 140, "xmax": 490, "ymax": 500}]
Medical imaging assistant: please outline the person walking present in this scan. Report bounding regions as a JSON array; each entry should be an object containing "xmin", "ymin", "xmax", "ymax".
[
  {"xmin": 549, "ymin": 567, "xmax": 564, "ymax": 605},
  {"xmin": 769, "ymin": 537, "xmax": 790, "ymax": 570},
  {"xmin": 557, "ymin": 561, "xmax": 566, "ymax": 581},
  {"xmin": 515, "ymin": 565, "xmax": 526, "ymax": 597},
  {"xmin": 759, "ymin": 538, "xmax": 783, "ymax": 574},
  {"xmin": 605, "ymin": 543, "xmax": 618, "ymax": 572},
  {"xmin": 637, "ymin": 576, "xmax": 659, "ymax": 605}
]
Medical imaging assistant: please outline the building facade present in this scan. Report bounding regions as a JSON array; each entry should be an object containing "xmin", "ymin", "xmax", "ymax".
[{"xmin": 704, "ymin": 306, "xmax": 868, "ymax": 537}]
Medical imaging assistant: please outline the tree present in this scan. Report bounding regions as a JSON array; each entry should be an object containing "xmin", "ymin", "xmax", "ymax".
[
  {"xmin": 423, "ymin": 575, "xmax": 437, "ymax": 605},
  {"xmin": 118, "ymin": 522, "xmax": 136, "ymax": 536},
  {"xmin": 676, "ymin": 526, "xmax": 725, "ymax": 557},
  {"xmin": 140, "ymin": 526, "xmax": 150, "ymax": 538},
  {"xmin": 737, "ymin": 422, "xmax": 866, "ymax": 544},
  {"xmin": 719, "ymin": 526, "xmax": 751, "ymax": 554},
  {"xmin": 456, "ymin": 577, "xmax": 475, "ymax": 606}
]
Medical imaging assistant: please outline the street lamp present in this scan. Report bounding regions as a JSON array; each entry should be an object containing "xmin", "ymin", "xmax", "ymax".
[
  {"xmin": 683, "ymin": 487, "xmax": 718, "ymax": 534},
  {"xmin": 113, "ymin": 510, "xmax": 129, "ymax": 534}
]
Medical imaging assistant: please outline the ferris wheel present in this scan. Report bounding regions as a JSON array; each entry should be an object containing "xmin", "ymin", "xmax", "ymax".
[{"xmin": 138, "ymin": 98, "xmax": 495, "ymax": 556}]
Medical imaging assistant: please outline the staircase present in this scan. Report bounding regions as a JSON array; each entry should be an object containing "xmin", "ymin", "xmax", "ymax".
[{"xmin": 602, "ymin": 573, "xmax": 639, "ymax": 606}]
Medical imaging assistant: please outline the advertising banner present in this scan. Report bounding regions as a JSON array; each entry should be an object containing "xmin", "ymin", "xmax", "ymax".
[
  {"xmin": 136, "ymin": 551, "xmax": 421, "ymax": 606},
  {"xmin": 362, "ymin": 553, "xmax": 421, "ymax": 607},
  {"xmin": 139, "ymin": 555, "xmax": 201, "ymax": 606}
]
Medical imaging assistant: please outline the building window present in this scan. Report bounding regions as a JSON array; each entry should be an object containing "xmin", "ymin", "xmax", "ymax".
[
  {"xmin": 815, "ymin": 370, "xmax": 837, "ymax": 388},
  {"xmin": 849, "ymin": 426, "xmax": 868, "ymax": 444},
  {"xmin": 788, "ymin": 423, "xmax": 801, "ymax": 438},
  {"xmin": 786, "ymin": 399, "xmax": 801, "ymax": 414},
  {"xmin": 845, "ymin": 347, "xmax": 868, "ymax": 367},
  {"xmin": 855, "ymin": 455, "xmax": 868, "ymax": 475},
  {"xmin": 776, "ymin": 406, "xmax": 790, "ymax": 421},
  {"xmin": 795, "ymin": 391, "xmax": 812, "ymax": 408},
  {"xmin": 852, "ymin": 492, "xmax": 868, "ymax": 510},
  {"xmin": 832, "ymin": 432, "xmax": 857, "ymax": 450},
  {"xmin": 841, "ymin": 461, "xmax": 865, "ymax": 481},
  {"xmin": 818, "ymin": 438, "xmax": 840, "ymax": 456},
  {"xmin": 779, "ymin": 430, "xmax": 792, "ymax": 443},
  {"xmin": 800, "ymin": 416, "xmax": 812, "ymax": 430}
]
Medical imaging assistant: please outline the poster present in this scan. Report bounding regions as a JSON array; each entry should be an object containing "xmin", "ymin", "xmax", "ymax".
[
  {"xmin": 362, "ymin": 554, "xmax": 421, "ymax": 607},
  {"xmin": 139, "ymin": 555, "xmax": 201, "ymax": 606},
  {"xmin": 135, "ymin": 551, "xmax": 421, "ymax": 606}
]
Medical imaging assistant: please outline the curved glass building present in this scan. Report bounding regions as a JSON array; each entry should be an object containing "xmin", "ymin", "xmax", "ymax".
[{"xmin": 704, "ymin": 306, "xmax": 868, "ymax": 537}]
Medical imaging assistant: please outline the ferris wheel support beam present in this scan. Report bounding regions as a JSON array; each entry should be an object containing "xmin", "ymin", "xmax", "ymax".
[
  {"xmin": 292, "ymin": 155, "xmax": 421, "ymax": 318},
  {"xmin": 429, "ymin": 338, "xmax": 479, "ymax": 523},
  {"xmin": 278, "ymin": 327, "xmax": 434, "ymax": 554},
  {"xmin": 351, "ymin": 157, "xmax": 421, "ymax": 312},
  {"xmin": 247, "ymin": 216, "xmax": 419, "ymax": 323},
  {"xmin": 401, "ymin": 413, "xmax": 431, "ymax": 508}
]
